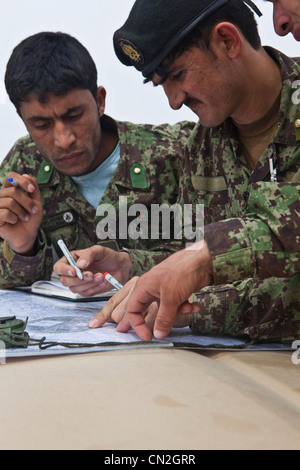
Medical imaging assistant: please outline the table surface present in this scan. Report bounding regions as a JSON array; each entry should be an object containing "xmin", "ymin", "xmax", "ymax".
[{"xmin": 1, "ymin": 347, "xmax": 300, "ymax": 450}]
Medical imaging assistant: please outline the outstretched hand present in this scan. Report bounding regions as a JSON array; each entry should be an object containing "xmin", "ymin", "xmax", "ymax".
[
  {"xmin": 88, "ymin": 276, "xmax": 200, "ymax": 331},
  {"xmin": 117, "ymin": 241, "xmax": 213, "ymax": 340}
]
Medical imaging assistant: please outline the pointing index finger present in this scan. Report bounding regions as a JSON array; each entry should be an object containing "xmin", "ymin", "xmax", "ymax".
[
  {"xmin": 89, "ymin": 280, "xmax": 135, "ymax": 329},
  {"xmin": 123, "ymin": 282, "xmax": 158, "ymax": 340}
]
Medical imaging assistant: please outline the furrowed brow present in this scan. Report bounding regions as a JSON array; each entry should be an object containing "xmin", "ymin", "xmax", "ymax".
[
  {"xmin": 27, "ymin": 106, "xmax": 83, "ymax": 122},
  {"xmin": 61, "ymin": 106, "xmax": 83, "ymax": 117}
]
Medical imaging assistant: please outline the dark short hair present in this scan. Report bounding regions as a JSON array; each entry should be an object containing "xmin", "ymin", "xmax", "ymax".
[
  {"xmin": 5, "ymin": 32, "xmax": 98, "ymax": 110},
  {"xmin": 148, "ymin": 0, "xmax": 261, "ymax": 83}
]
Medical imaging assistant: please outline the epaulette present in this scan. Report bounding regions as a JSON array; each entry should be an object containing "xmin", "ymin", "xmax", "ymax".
[{"xmin": 36, "ymin": 162, "xmax": 54, "ymax": 184}]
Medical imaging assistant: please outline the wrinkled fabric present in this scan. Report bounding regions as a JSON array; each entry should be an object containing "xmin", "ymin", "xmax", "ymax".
[
  {"xmin": 0, "ymin": 116, "xmax": 194, "ymax": 288},
  {"xmin": 182, "ymin": 48, "xmax": 300, "ymax": 341}
]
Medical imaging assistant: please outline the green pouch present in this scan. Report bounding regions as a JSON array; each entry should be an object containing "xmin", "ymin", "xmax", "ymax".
[{"xmin": 0, "ymin": 316, "xmax": 29, "ymax": 349}]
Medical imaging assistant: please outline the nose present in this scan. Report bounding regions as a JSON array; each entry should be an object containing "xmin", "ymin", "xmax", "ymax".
[
  {"xmin": 273, "ymin": 7, "xmax": 292, "ymax": 36},
  {"xmin": 53, "ymin": 121, "xmax": 76, "ymax": 149},
  {"xmin": 163, "ymin": 83, "xmax": 186, "ymax": 111}
]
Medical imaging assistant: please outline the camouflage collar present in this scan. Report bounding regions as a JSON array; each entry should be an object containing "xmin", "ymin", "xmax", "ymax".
[
  {"xmin": 266, "ymin": 47, "xmax": 300, "ymax": 146},
  {"xmin": 218, "ymin": 47, "xmax": 300, "ymax": 147}
]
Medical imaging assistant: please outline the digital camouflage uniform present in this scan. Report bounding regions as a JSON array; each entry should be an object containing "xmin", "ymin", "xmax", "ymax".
[
  {"xmin": 0, "ymin": 115, "xmax": 194, "ymax": 288},
  {"xmin": 181, "ymin": 48, "xmax": 300, "ymax": 342}
]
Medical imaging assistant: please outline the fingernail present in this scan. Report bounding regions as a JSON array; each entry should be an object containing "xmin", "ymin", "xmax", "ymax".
[
  {"xmin": 181, "ymin": 306, "xmax": 192, "ymax": 313},
  {"xmin": 28, "ymin": 184, "xmax": 35, "ymax": 193},
  {"xmin": 77, "ymin": 259, "xmax": 88, "ymax": 269},
  {"xmin": 31, "ymin": 206, "xmax": 38, "ymax": 214},
  {"xmin": 89, "ymin": 318, "xmax": 100, "ymax": 329},
  {"xmin": 154, "ymin": 329, "xmax": 166, "ymax": 340},
  {"xmin": 94, "ymin": 274, "xmax": 105, "ymax": 284}
]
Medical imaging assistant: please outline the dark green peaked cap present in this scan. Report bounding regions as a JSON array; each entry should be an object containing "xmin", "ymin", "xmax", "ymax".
[{"xmin": 113, "ymin": 0, "xmax": 262, "ymax": 77}]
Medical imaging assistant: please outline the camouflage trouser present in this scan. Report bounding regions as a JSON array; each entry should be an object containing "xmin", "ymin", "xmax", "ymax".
[{"xmin": 191, "ymin": 275, "xmax": 300, "ymax": 343}]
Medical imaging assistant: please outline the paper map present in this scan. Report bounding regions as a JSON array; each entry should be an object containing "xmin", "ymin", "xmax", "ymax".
[{"xmin": 0, "ymin": 289, "xmax": 290, "ymax": 357}]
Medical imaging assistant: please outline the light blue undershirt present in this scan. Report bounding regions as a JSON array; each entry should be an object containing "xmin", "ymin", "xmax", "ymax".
[{"xmin": 71, "ymin": 142, "xmax": 120, "ymax": 210}]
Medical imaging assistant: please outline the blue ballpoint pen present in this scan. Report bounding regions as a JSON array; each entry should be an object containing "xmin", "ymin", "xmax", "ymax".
[{"xmin": 8, "ymin": 177, "xmax": 20, "ymax": 189}]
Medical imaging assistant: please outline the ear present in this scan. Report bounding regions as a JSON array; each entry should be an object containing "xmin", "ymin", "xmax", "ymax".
[
  {"xmin": 97, "ymin": 86, "xmax": 107, "ymax": 117},
  {"xmin": 210, "ymin": 22, "xmax": 242, "ymax": 60}
]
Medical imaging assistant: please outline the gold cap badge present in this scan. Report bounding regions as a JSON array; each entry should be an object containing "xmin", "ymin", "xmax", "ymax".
[{"xmin": 118, "ymin": 39, "xmax": 144, "ymax": 65}]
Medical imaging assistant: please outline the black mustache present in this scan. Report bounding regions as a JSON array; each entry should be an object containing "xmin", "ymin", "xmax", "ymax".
[{"xmin": 184, "ymin": 97, "xmax": 201, "ymax": 108}]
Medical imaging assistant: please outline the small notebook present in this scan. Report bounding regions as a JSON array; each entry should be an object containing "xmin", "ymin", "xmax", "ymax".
[{"xmin": 28, "ymin": 280, "xmax": 116, "ymax": 302}]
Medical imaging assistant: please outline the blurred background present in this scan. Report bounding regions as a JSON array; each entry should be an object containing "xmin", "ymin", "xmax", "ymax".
[{"xmin": 0, "ymin": 0, "xmax": 298, "ymax": 161}]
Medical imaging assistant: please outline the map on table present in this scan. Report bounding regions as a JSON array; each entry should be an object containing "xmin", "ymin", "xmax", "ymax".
[{"xmin": 0, "ymin": 289, "xmax": 290, "ymax": 357}]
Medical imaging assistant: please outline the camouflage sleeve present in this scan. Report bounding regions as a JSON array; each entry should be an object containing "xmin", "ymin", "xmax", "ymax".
[
  {"xmin": 205, "ymin": 181, "xmax": 300, "ymax": 284},
  {"xmin": 191, "ymin": 275, "xmax": 300, "ymax": 342},
  {"xmin": 0, "ymin": 229, "xmax": 53, "ymax": 289},
  {"xmin": 0, "ymin": 140, "xmax": 53, "ymax": 288},
  {"xmin": 126, "ymin": 242, "xmax": 182, "ymax": 277}
]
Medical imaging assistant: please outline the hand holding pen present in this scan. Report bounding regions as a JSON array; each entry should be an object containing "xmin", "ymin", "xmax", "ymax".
[
  {"xmin": 56, "ymin": 242, "xmax": 124, "ymax": 287},
  {"xmin": 54, "ymin": 244, "xmax": 132, "ymax": 298},
  {"xmin": 0, "ymin": 173, "xmax": 43, "ymax": 254},
  {"xmin": 6, "ymin": 174, "xmax": 36, "ymax": 193},
  {"xmin": 58, "ymin": 239, "xmax": 84, "ymax": 280}
]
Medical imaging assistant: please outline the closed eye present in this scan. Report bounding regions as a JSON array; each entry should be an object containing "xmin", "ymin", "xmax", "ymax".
[
  {"xmin": 170, "ymin": 70, "xmax": 185, "ymax": 81},
  {"xmin": 67, "ymin": 112, "xmax": 83, "ymax": 120},
  {"xmin": 34, "ymin": 121, "xmax": 50, "ymax": 130}
]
